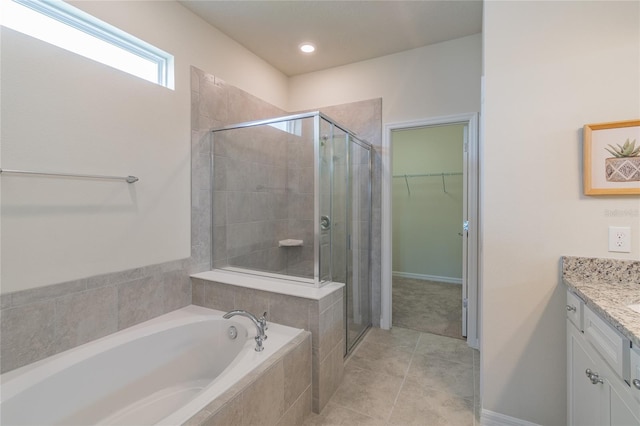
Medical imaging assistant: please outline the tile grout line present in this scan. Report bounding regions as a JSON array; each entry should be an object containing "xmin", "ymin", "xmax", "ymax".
[
  {"xmin": 320, "ymin": 363, "xmax": 390, "ymax": 425},
  {"xmin": 383, "ymin": 331, "xmax": 423, "ymax": 425}
]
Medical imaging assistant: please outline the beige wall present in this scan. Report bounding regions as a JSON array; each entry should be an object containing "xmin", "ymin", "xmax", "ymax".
[
  {"xmin": 482, "ymin": 1, "xmax": 640, "ymax": 424},
  {"xmin": 1, "ymin": 1, "xmax": 288, "ymax": 293},
  {"xmin": 288, "ymin": 34, "xmax": 482, "ymax": 124},
  {"xmin": 392, "ymin": 125, "xmax": 464, "ymax": 280}
]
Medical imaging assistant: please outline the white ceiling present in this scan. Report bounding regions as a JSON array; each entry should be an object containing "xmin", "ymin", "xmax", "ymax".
[{"xmin": 179, "ymin": 1, "xmax": 483, "ymax": 77}]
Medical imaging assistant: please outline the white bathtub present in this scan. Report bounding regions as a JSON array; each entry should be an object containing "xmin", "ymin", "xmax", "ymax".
[{"xmin": 0, "ymin": 305, "xmax": 304, "ymax": 425}]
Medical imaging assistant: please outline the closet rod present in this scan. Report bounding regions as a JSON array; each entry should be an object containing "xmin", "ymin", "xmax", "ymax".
[
  {"xmin": 393, "ymin": 172, "xmax": 462, "ymax": 195},
  {"xmin": 392, "ymin": 172, "xmax": 463, "ymax": 178},
  {"xmin": 0, "ymin": 168, "xmax": 139, "ymax": 183}
]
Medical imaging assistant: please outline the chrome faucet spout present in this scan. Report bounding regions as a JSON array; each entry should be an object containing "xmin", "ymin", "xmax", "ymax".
[{"xmin": 223, "ymin": 310, "xmax": 268, "ymax": 351}]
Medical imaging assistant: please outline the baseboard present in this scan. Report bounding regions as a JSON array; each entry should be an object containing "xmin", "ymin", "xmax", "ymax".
[
  {"xmin": 392, "ymin": 271, "xmax": 462, "ymax": 285},
  {"xmin": 481, "ymin": 409, "xmax": 541, "ymax": 426}
]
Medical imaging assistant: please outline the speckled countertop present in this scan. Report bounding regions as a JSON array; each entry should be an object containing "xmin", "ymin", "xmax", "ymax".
[{"xmin": 563, "ymin": 256, "xmax": 640, "ymax": 347}]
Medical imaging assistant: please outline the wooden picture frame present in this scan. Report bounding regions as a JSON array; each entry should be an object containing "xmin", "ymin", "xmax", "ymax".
[{"xmin": 583, "ymin": 119, "xmax": 640, "ymax": 195}]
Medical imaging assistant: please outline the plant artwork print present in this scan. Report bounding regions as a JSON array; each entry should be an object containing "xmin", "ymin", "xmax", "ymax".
[
  {"xmin": 604, "ymin": 139, "xmax": 640, "ymax": 182},
  {"xmin": 583, "ymin": 120, "xmax": 640, "ymax": 195}
]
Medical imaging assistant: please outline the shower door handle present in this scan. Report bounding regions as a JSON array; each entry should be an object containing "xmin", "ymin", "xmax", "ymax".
[{"xmin": 320, "ymin": 215, "xmax": 331, "ymax": 230}]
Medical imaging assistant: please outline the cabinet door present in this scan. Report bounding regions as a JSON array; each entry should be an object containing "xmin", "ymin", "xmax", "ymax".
[
  {"xmin": 569, "ymin": 323, "xmax": 608, "ymax": 426},
  {"xmin": 631, "ymin": 347, "xmax": 640, "ymax": 404},
  {"xmin": 610, "ymin": 382, "xmax": 640, "ymax": 426}
]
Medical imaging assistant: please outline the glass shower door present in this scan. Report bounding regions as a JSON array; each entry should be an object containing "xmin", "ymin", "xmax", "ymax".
[
  {"xmin": 318, "ymin": 117, "xmax": 349, "ymax": 287},
  {"xmin": 317, "ymin": 116, "xmax": 372, "ymax": 355},
  {"xmin": 346, "ymin": 137, "xmax": 371, "ymax": 353}
]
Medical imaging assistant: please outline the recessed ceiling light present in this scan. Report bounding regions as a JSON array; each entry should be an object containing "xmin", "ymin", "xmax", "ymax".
[{"xmin": 299, "ymin": 43, "xmax": 315, "ymax": 54}]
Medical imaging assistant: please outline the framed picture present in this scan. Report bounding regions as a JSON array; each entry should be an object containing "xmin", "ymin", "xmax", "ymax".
[{"xmin": 583, "ymin": 119, "xmax": 640, "ymax": 195}]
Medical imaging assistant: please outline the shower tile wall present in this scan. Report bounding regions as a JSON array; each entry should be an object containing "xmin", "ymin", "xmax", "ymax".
[
  {"xmin": 192, "ymin": 67, "xmax": 381, "ymax": 297},
  {"xmin": 214, "ymin": 125, "xmax": 315, "ymax": 276},
  {"xmin": 285, "ymin": 132, "xmax": 315, "ymax": 277},
  {"xmin": 215, "ymin": 126, "xmax": 287, "ymax": 273},
  {"xmin": 191, "ymin": 67, "xmax": 288, "ymax": 274},
  {"xmin": 192, "ymin": 67, "xmax": 314, "ymax": 278}
]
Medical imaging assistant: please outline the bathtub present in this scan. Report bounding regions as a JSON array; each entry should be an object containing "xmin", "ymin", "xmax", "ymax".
[{"xmin": 0, "ymin": 305, "xmax": 305, "ymax": 425}]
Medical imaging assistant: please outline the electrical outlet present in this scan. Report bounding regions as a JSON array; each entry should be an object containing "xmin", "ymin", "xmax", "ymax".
[{"xmin": 608, "ymin": 226, "xmax": 631, "ymax": 253}]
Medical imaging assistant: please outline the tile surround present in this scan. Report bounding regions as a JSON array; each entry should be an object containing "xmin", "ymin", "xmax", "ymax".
[
  {"xmin": 192, "ymin": 277, "xmax": 344, "ymax": 414},
  {"xmin": 183, "ymin": 331, "xmax": 312, "ymax": 426},
  {"xmin": 0, "ymin": 258, "xmax": 192, "ymax": 373}
]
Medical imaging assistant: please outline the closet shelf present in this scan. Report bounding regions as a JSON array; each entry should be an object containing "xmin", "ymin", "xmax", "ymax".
[{"xmin": 392, "ymin": 172, "xmax": 462, "ymax": 195}]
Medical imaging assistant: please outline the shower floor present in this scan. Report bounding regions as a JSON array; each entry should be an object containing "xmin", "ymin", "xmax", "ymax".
[{"xmin": 392, "ymin": 276, "xmax": 463, "ymax": 340}]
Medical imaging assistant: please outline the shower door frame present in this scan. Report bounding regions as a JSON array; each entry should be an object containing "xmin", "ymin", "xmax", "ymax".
[{"xmin": 209, "ymin": 112, "xmax": 374, "ymax": 293}]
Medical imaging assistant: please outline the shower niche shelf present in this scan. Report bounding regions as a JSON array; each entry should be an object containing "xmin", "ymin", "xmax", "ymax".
[{"xmin": 278, "ymin": 239, "xmax": 303, "ymax": 247}]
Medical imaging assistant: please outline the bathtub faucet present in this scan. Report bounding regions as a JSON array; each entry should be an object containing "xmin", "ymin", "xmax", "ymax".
[{"xmin": 223, "ymin": 310, "xmax": 268, "ymax": 352}]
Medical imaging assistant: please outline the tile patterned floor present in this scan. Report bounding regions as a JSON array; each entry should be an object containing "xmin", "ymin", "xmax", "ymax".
[
  {"xmin": 303, "ymin": 327, "xmax": 480, "ymax": 426},
  {"xmin": 392, "ymin": 277, "xmax": 463, "ymax": 340}
]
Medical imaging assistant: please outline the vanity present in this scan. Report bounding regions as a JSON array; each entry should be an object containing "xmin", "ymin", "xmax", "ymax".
[{"xmin": 563, "ymin": 256, "xmax": 640, "ymax": 426}]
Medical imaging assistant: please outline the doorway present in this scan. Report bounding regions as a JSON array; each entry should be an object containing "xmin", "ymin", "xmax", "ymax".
[
  {"xmin": 381, "ymin": 113, "xmax": 479, "ymax": 349},
  {"xmin": 391, "ymin": 123, "xmax": 465, "ymax": 339}
]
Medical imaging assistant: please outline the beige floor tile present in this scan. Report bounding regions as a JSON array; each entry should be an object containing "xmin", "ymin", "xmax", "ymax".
[
  {"xmin": 346, "ymin": 340, "xmax": 413, "ymax": 379},
  {"xmin": 329, "ymin": 364, "xmax": 404, "ymax": 420},
  {"xmin": 415, "ymin": 333, "xmax": 474, "ymax": 365},
  {"xmin": 309, "ymin": 326, "xmax": 479, "ymax": 426},
  {"xmin": 362, "ymin": 326, "xmax": 421, "ymax": 352},
  {"xmin": 303, "ymin": 401, "xmax": 385, "ymax": 426},
  {"xmin": 407, "ymin": 353, "xmax": 474, "ymax": 399},
  {"xmin": 388, "ymin": 380, "xmax": 474, "ymax": 426}
]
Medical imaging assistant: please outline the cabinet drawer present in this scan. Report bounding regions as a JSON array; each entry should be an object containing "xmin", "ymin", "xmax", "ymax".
[
  {"xmin": 632, "ymin": 346, "xmax": 640, "ymax": 403},
  {"xmin": 566, "ymin": 290, "xmax": 583, "ymax": 330},
  {"xmin": 584, "ymin": 305, "xmax": 630, "ymax": 380}
]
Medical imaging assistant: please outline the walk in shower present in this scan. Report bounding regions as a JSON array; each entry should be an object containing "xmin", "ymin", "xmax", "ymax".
[{"xmin": 210, "ymin": 112, "xmax": 372, "ymax": 352}]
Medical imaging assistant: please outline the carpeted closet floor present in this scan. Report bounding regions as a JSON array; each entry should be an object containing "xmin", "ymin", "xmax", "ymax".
[{"xmin": 392, "ymin": 276, "xmax": 464, "ymax": 340}]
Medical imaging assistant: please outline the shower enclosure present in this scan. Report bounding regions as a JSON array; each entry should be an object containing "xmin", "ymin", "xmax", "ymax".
[{"xmin": 210, "ymin": 112, "xmax": 372, "ymax": 353}]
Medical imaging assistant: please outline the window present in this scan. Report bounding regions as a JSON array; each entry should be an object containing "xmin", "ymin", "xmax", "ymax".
[
  {"xmin": 1, "ymin": 0, "xmax": 174, "ymax": 89},
  {"xmin": 269, "ymin": 119, "xmax": 303, "ymax": 136}
]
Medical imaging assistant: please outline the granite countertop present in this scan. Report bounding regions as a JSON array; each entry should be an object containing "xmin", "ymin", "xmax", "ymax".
[{"xmin": 563, "ymin": 256, "xmax": 640, "ymax": 348}]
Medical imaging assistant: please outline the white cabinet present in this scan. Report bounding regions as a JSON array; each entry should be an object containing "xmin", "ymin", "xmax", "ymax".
[
  {"xmin": 611, "ymin": 383, "xmax": 640, "ymax": 426},
  {"xmin": 567, "ymin": 290, "xmax": 640, "ymax": 426},
  {"xmin": 568, "ymin": 322, "xmax": 608, "ymax": 425},
  {"xmin": 632, "ymin": 347, "xmax": 640, "ymax": 404},
  {"xmin": 584, "ymin": 306, "xmax": 630, "ymax": 380},
  {"xmin": 567, "ymin": 290, "xmax": 583, "ymax": 330}
]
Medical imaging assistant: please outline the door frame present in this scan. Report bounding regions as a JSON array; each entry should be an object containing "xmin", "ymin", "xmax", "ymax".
[{"xmin": 381, "ymin": 112, "xmax": 480, "ymax": 349}]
